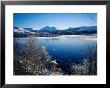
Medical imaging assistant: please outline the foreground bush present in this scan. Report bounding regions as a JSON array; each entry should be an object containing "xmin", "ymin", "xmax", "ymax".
[
  {"xmin": 71, "ymin": 45, "xmax": 97, "ymax": 75},
  {"xmin": 14, "ymin": 36, "xmax": 63, "ymax": 75}
]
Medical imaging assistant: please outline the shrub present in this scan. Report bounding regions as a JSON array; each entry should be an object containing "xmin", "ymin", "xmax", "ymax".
[
  {"xmin": 14, "ymin": 35, "xmax": 63, "ymax": 75},
  {"xmin": 71, "ymin": 44, "xmax": 97, "ymax": 75}
]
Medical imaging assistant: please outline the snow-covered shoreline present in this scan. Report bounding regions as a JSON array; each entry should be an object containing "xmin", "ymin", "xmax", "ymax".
[
  {"xmin": 37, "ymin": 34, "xmax": 97, "ymax": 41},
  {"xmin": 14, "ymin": 34, "xmax": 97, "ymax": 41}
]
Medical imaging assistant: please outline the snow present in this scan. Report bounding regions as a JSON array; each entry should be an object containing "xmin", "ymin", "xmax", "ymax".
[
  {"xmin": 14, "ymin": 27, "xmax": 31, "ymax": 33},
  {"xmin": 37, "ymin": 35, "xmax": 97, "ymax": 41},
  {"xmin": 51, "ymin": 60, "xmax": 57, "ymax": 65}
]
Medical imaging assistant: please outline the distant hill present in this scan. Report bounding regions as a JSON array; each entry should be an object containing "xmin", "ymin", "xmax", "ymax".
[
  {"xmin": 52, "ymin": 26, "xmax": 97, "ymax": 35},
  {"xmin": 14, "ymin": 27, "xmax": 36, "ymax": 33},
  {"xmin": 14, "ymin": 27, "xmax": 30, "ymax": 33},
  {"xmin": 65, "ymin": 26, "xmax": 97, "ymax": 34},
  {"xmin": 23, "ymin": 28, "xmax": 34, "ymax": 32},
  {"xmin": 39, "ymin": 26, "xmax": 58, "ymax": 33},
  {"xmin": 67, "ymin": 26, "xmax": 97, "ymax": 32}
]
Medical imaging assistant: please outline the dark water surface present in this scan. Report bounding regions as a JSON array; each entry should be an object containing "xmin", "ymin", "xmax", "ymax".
[{"xmin": 14, "ymin": 35, "xmax": 97, "ymax": 74}]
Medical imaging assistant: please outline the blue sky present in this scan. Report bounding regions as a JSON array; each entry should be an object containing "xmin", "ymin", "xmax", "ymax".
[{"xmin": 14, "ymin": 13, "xmax": 97, "ymax": 30}]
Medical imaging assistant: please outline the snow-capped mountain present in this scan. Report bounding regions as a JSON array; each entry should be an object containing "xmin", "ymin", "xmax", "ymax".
[
  {"xmin": 39, "ymin": 26, "xmax": 58, "ymax": 33},
  {"xmin": 67, "ymin": 26, "xmax": 97, "ymax": 32},
  {"xmin": 14, "ymin": 27, "xmax": 33, "ymax": 33},
  {"xmin": 23, "ymin": 28, "xmax": 34, "ymax": 32},
  {"xmin": 14, "ymin": 26, "xmax": 97, "ymax": 35}
]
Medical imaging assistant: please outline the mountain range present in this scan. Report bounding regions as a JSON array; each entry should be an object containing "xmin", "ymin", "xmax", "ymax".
[{"xmin": 14, "ymin": 26, "xmax": 97, "ymax": 34}]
